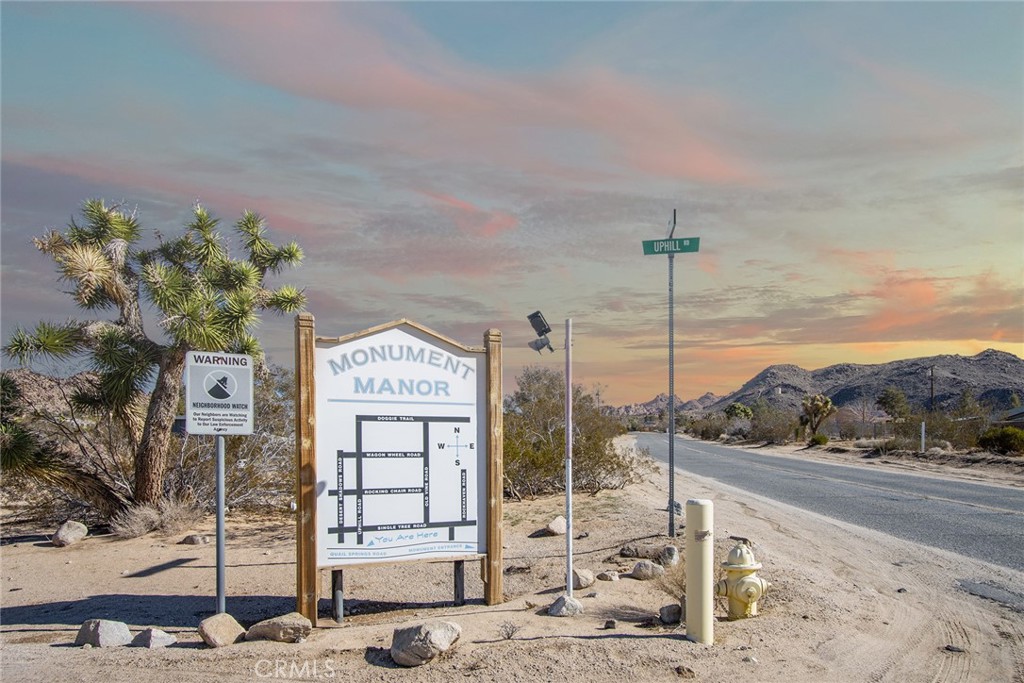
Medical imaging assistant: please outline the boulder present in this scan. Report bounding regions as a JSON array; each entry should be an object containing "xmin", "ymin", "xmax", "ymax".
[
  {"xmin": 180, "ymin": 534, "xmax": 211, "ymax": 545},
  {"xmin": 390, "ymin": 621, "xmax": 462, "ymax": 667},
  {"xmin": 660, "ymin": 603, "xmax": 682, "ymax": 624},
  {"xmin": 596, "ymin": 571, "xmax": 620, "ymax": 582},
  {"xmin": 629, "ymin": 560, "xmax": 665, "ymax": 581},
  {"xmin": 53, "ymin": 521, "xmax": 88, "ymax": 547},
  {"xmin": 547, "ymin": 595, "xmax": 584, "ymax": 617},
  {"xmin": 199, "ymin": 613, "xmax": 245, "ymax": 648},
  {"xmin": 75, "ymin": 619, "xmax": 131, "ymax": 647},
  {"xmin": 572, "ymin": 568, "xmax": 595, "ymax": 590},
  {"xmin": 245, "ymin": 612, "xmax": 312, "ymax": 643},
  {"xmin": 545, "ymin": 516, "xmax": 567, "ymax": 536},
  {"xmin": 132, "ymin": 628, "xmax": 177, "ymax": 649}
]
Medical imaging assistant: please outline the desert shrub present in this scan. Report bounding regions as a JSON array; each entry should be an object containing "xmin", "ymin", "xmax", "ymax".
[
  {"xmin": 110, "ymin": 504, "xmax": 162, "ymax": 539},
  {"xmin": 808, "ymin": 434, "xmax": 829, "ymax": 446},
  {"xmin": 156, "ymin": 496, "xmax": 204, "ymax": 533},
  {"xmin": 687, "ymin": 413, "xmax": 728, "ymax": 441},
  {"xmin": 656, "ymin": 554, "xmax": 687, "ymax": 600},
  {"xmin": 497, "ymin": 621, "xmax": 522, "ymax": 640},
  {"xmin": 109, "ymin": 497, "xmax": 203, "ymax": 539},
  {"xmin": 978, "ymin": 427, "xmax": 1024, "ymax": 455},
  {"xmin": 503, "ymin": 367, "xmax": 654, "ymax": 498},
  {"xmin": 749, "ymin": 399, "xmax": 797, "ymax": 444},
  {"xmin": 165, "ymin": 365, "xmax": 295, "ymax": 511}
]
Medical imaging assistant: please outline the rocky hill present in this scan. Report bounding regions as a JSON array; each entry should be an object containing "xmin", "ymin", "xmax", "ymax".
[
  {"xmin": 607, "ymin": 391, "xmax": 720, "ymax": 417},
  {"xmin": 620, "ymin": 349, "xmax": 1024, "ymax": 416}
]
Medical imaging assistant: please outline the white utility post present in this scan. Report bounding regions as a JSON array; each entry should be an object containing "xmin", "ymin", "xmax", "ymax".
[
  {"xmin": 564, "ymin": 318, "xmax": 574, "ymax": 597},
  {"xmin": 685, "ymin": 499, "xmax": 714, "ymax": 644}
]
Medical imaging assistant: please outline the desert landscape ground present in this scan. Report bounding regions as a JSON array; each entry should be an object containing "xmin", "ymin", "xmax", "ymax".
[{"xmin": 2, "ymin": 436, "xmax": 1023, "ymax": 682}]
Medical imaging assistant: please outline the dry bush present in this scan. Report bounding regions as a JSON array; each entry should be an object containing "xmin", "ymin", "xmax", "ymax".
[
  {"xmin": 656, "ymin": 556, "xmax": 687, "ymax": 600},
  {"xmin": 110, "ymin": 504, "xmax": 161, "ymax": 539},
  {"xmin": 497, "ymin": 621, "xmax": 522, "ymax": 640},
  {"xmin": 156, "ymin": 496, "xmax": 203, "ymax": 534}
]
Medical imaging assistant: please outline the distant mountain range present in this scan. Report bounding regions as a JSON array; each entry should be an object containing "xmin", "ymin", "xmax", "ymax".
[{"xmin": 610, "ymin": 349, "xmax": 1024, "ymax": 416}]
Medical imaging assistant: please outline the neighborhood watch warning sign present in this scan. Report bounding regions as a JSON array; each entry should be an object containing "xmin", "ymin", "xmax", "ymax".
[{"xmin": 185, "ymin": 351, "xmax": 254, "ymax": 435}]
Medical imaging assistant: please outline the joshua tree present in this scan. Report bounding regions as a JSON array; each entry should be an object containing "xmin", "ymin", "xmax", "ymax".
[
  {"xmin": 4, "ymin": 200, "xmax": 305, "ymax": 503},
  {"xmin": 801, "ymin": 394, "xmax": 837, "ymax": 437},
  {"xmin": 724, "ymin": 402, "xmax": 753, "ymax": 421}
]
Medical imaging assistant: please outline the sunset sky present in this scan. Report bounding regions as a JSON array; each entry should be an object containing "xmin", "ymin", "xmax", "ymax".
[{"xmin": 2, "ymin": 2, "xmax": 1021, "ymax": 406}]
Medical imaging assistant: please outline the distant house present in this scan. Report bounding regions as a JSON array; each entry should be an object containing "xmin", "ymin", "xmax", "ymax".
[{"xmin": 994, "ymin": 407, "xmax": 1024, "ymax": 428}]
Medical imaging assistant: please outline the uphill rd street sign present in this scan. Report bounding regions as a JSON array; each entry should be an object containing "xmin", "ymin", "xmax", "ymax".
[
  {"xmin": 185, "ymin": 351, "xmax": 254, "ymax": 435},
  {"xmin": 642, "ymin": 237, "xmax": 700, "ymax": 255}
]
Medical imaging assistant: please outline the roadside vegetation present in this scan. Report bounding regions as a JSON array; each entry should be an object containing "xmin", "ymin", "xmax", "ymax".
[{"xmin": 679, "ymin": 386, "xmax": 1023, "ymax": 458}]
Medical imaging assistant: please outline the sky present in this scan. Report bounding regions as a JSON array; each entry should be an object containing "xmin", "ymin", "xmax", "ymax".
[{"xmin": 1, "ymin": 1, "xmax": 1022, "ymax": 406}]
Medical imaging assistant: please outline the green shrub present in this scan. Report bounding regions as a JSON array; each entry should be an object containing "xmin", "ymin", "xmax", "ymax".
[
  {"xmin": 809, "ymin": 433, "xmax": 829, "ymax": 446},
  {"xmin": 749, "ymin": 399, "xmax": 797, "ymax": 444},
  {"xmin": 503, "ymin": 367, "xmax": 654, "ymax": 498},
  {"xmin": 978, "ymin": 427, "xmax": 1024, "ymax": 455},
  {"xmin": 687, "ymin": 413, "xmax": 728, "ymax": 441}
]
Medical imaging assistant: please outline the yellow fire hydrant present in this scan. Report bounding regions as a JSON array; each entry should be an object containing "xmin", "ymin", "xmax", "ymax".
[{"xmin": 715, "ymin": 539, "xmax": 770, "ymax": 619}]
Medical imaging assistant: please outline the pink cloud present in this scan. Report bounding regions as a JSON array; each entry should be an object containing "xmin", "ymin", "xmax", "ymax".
[
  {"xmin": 138, "ymin": 4, "xmax": 756, "ymax": 186},
  {"xmin": 419, "ymin": 191, "xmax": 518, "ymax": 238}
]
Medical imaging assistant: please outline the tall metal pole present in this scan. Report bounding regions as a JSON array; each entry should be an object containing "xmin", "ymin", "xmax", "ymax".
[
  {"xmin": 565, "ymin": 318, "xmax": 574, "ymax": 597},
  {"xmin": 667, "ymin": 208, "xmax": 677, "ymax": 538},
  {"xmin": 668, "ymin": 252, "xmax": 676, "ymax": 538},
  {"xmin": 215, "ymin": 434, "xmax": 226, "ymax": 613}
]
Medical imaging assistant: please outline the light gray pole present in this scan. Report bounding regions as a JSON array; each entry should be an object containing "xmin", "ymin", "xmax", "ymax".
[
  {"xmin": 216, "ymin": 434, "xmax": 226, "ymax": 613},
  {"xmin": 668, "ymin": 252, "xmax": 676, "ymax": 538},
  {"xmin": 565, "ymin": 318, "xmax": 574, "ymax": 597}
]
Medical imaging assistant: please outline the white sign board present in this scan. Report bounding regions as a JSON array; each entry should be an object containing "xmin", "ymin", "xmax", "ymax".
[
  {"xmin": 314, "ymin": 324, "xmax": 486, "ymax": 567},
  {"xmin": 185, "ymin": 351, "xmax": 254, "ymax": 435}
]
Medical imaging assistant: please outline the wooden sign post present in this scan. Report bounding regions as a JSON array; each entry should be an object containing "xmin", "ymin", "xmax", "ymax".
[{"xmin": 294, "ymin": 314, "xmax": 503, "ymax": 625}]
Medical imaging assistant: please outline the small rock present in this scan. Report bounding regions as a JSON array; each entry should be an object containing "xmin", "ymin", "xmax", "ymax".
[
  {"xmin": 596, "ymin": 571, "xmax": 620, "ymax": 582},
  {"xmin": 584, "ymin": 591, "xmax": 598, "ymax": 598},
  {"xmin": 575, "ymin": 531, "xmax": 589, "ymax": 540},
  {"xmin": 603, "ymin": 619, "xmax": 617, "ymax": 630},
  {"xmin": 245, "ymin": 612, "xmax": 312, "ymax": 643},
  {"xmin": 736, "ymin": 645, "xmax": 751, "ymax": 651},
  {"xmin": 52, "ymin": 521, "xmax": 88, "ymax": 547},
  {"xmin": 75, "ymin": 619, "xmax": 132, "ymax": 647},
  {"xmin": 181, "ymin": 534, "xmax": 211, "ymax": 545},
  {"xmin": 629, "ymin": 560, "xmax": 665, "ymax": 581},
  {"xmin": 132, "ymin": 628, "xmax": 176, "ymax": 649},
  {"xmin": 742, "ymin": 655, "xmax": 759, "ymax": 664},
  {"xmin": 659, "ymin": 603, "xmax": 682, "ymax": 624},
  {"xmin": 547, "ymin": 595, "xmax": 584, "ymax": 617},
  {"xmin": 944, "ymin": 645, "xmax": 966, "ymax": 653},
  {"xmin": 660, "ymin": 546, "xmax": 680, "ymax": 568},
  {"xmin": 572, "ymin": 568, "xmax": 596, "ymax": 590},
  {"xmin": 672, "ymin": 500, "xmax": 683, "ymax": 515},
  {"xmin": 82, "ymin": 643, "xmax": 92, "ymax": 650},
  {"xmin": 545, "ymin": 516, "xmax": 567, "ymax": 536},
  {"xmin": 390, "ymin": 621, "xmax": 462, "ymax": 667},
  {"xmin": 675, "ymin": 665, "xmax": 696, "ymax": 678},
  {"xmin": 198, "ymin": 613, "xmax": 245, "ymax": 648}
]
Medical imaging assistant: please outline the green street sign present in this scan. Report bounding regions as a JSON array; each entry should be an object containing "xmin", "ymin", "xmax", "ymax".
[{"xmin": 642, "ymin": 237, "xmax": 700, "ymax": 255}]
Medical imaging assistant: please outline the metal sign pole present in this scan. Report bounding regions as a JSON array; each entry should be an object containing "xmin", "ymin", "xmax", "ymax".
[
  {"xmin": 216, "ymin": 434, "xmax": 226, "ymax": 613},
  {"xmin": 565, "ymin": 318, "xmax": 574, "ymax": 597},
  {"xmin": 668, "ymin": 252, "xmax": 676, "ymax": 538}
]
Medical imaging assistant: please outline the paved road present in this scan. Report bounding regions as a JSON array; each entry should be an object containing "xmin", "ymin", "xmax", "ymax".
[{"xmin": 635, "ymin": 432, "xmax": 1024, "ymax": 573}]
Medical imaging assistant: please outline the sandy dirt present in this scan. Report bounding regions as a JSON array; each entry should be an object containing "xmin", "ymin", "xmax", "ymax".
[{"xmin": 2, "ymin": 436, "xmax": 1023, "ymax": 682}]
